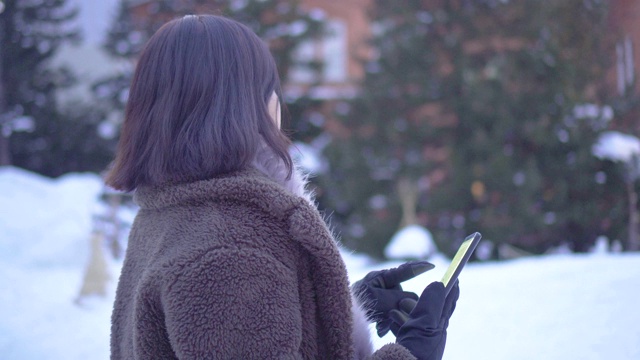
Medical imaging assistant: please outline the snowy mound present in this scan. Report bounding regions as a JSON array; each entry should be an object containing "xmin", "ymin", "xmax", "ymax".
[
  {"xmin": 0, "ymin": 166, "xmax": 104, "ymax": 267},
  {"xmin": 593, "ymin": 131, "xmax": 640, "ymax": 162},
  {"xmin": 384, "ymin": 224, "xmax": 436, "ymax": 260}
]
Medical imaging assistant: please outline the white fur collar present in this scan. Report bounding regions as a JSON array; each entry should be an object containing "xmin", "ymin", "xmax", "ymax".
[
  {"xmin": 352, "ymin": 294, "xmax": 375, "ymax": 359},
  {"xmin": 252, "ymin": 142, "xmax": 314, "ymax": 205}
]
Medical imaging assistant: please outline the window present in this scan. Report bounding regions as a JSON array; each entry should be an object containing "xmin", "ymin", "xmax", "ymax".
[
  {"xmin": 289, "ymin": 19, "xmax": 348, "ymax": 84},
  {"xmin": 322, "ymin": 20, "xmax": 347, "ymax": 82},
  {"xmin": 616, "ymin": 35, "xmax": 635, "ymax": 95}
]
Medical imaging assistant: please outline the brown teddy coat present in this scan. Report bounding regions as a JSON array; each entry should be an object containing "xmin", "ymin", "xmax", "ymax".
[{"xmin": 110, "ymin": 168, "xmax": 415, "ymax": 359}]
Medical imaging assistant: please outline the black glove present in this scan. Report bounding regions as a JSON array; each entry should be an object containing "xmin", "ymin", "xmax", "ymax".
[
  {"xmin": 351, "ymin": 261, "xmax": 435, "ymax": 337},
  {"xmin": 395, "ymin": 281, "xmax": 460, "ymax": 360}
]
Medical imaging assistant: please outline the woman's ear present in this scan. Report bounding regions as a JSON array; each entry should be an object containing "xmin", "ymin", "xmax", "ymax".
[{"xmin": 268, "ymin": 92, "xmax": 281, "ymax": 129}]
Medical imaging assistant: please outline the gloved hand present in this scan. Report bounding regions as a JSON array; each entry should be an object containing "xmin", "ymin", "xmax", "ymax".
[
  {"xmin": 351, "ymin": 261, "xmax": 435, "ymax": 337},
  {"xmin": 395, "ymin": 280, "xmax": 460, "ymax": 360}
]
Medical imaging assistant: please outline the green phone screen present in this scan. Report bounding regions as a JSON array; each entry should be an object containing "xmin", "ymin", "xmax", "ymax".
[{"xmin": 441, "ymin": 233, "xmax": 481, "ymax": 288}]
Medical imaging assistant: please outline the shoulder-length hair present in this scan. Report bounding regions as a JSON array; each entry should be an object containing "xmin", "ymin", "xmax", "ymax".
[{"xmin": 106, "ymin": 15, "xmax": 292, "ymax": 192}]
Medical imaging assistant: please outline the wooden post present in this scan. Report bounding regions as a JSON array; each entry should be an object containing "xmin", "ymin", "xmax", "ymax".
[
  {"xmin": 397, "ymin": 177, "xmax": 419, "ymax": 228},
  {"xmin": 75, "ymin": 231, "xmax": 111, "ymax": 304},
  {"xmin": 107, "ymin": 193, "xmax": 123, "ymax": 259}
]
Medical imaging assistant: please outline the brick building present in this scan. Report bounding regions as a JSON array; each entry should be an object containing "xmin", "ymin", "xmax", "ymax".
[
  {"xmin": 287, "ymin": 0, "xmax": 371, "ymax": 98},
  {"xmin": 123, "ymin": 1, "xmax": 640, "ymax": 127},
  {"xmin": 124, "ymin": 0, "xmax": 372, "ymax": 99},
  {"xmin": 609, "ymin": 0, "xmax": 640, "ymax": 131},
  {"xmin": 610, "ymin": 0, "xmax": 640, "ymax": 94}
]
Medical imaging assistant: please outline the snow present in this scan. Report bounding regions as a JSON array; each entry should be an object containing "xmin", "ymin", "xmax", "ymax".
[
  {"xmin": 573, "ymin": 103, "xmax": 614, "ymax": 122},
  {"xmin": 52, "ymin": 0, "xmax": 126, "ymax": 105},
  {"xmin": 68, "ymin": 0, "xmax": 120, "ymax": 46},
  {"xmin": 0, "ymin": 166, "xmax": 104, "ymax": 267},
  {"xmin": 291, "ymin": 141, "xmax": 327, "ymax": 175},
  {"xmin": 384, "ymin": 224, "xmax": 436, "ymax": 260},
  {"xmin": 1, "ymin": 166, "xmax": 640, "ymax": 360},
  {"xmin": 592, "ymin": 130, "xmax": 640, "ymax": 163}
]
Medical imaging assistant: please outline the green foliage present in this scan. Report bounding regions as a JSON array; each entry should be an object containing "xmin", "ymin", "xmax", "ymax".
[
  {"xmin": 0, "ymin": 0, "xmax": 110, "ymax": 176},
  {"xmin": 321, "ymin": 0, "xmax": 624, "ymax": 258},
  {"xmin": 11, "ymin": 102, "xmax": 115, "ymax": 177}
]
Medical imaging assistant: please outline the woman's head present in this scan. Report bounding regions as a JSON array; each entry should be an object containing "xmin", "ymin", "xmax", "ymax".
[{"xmin": 106, "ymin": 15, "xmax": 292, "ymax": 191}]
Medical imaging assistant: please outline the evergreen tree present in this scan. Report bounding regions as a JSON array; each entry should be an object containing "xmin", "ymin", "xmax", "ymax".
[
  {"xmin": 0, "ymin": 0, "xmax": 92, "ymax": 174},
  {"xmin": 321, "ymin": 0, "xmax": 623, "ymax": 258}
]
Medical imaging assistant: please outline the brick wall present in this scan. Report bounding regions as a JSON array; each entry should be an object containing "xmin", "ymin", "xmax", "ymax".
[{"xmin": 609, "ymin": 0, "xmax": 640, "ymax": 130}]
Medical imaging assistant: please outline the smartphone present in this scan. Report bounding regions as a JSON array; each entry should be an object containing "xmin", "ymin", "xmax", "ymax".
[{"xmin": 441, "ymin": 232, "xmax": 482, "ymax": 296}]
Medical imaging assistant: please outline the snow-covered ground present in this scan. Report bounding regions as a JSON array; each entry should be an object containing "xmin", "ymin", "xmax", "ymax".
[{"xmin": 1, "ymin": 166, "xmax": 639, "ymax": 360}]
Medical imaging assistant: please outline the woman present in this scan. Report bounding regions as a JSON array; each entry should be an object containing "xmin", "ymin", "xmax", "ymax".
[{"xmin": 108, "ymin": 14, "xmax": 459, "ymax": 360}]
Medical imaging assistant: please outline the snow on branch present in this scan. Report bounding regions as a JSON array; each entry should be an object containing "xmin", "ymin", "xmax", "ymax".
[{"xmin": 592, "ymin": 131, "xmax": 640, "ymax": 163}]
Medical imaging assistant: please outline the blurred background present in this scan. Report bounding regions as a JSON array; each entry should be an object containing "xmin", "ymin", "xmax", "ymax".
[{"xmin": 1, "ymin": 1, "xmax": 640, "ymax": 359}]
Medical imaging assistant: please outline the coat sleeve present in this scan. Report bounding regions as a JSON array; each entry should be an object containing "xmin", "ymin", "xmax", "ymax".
[
  {"xmin": 350, "ymin": 297, "xmax": 416, "ymax": 360},
  {"xmin": 369, "ymin": 344, "xmax": 417, "ymax": 360},
  {"xmin": 161, "ymin": 248, "xmax": 304, "ymax": 359}
]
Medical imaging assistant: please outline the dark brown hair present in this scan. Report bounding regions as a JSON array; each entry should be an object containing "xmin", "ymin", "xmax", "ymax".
[{"xmin": 106, "ymin": 15, "xmax": 292, "ymax": 191}]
